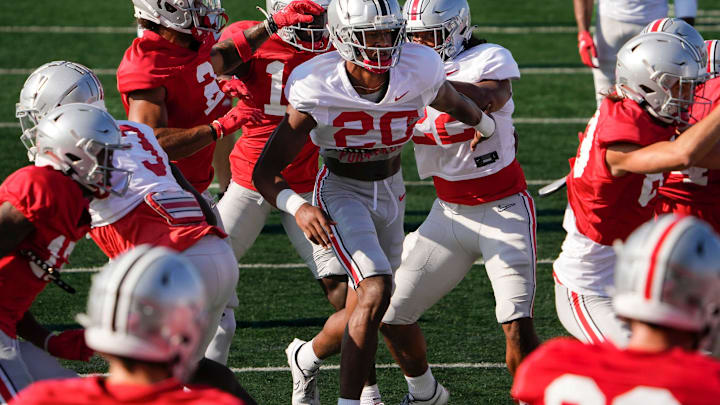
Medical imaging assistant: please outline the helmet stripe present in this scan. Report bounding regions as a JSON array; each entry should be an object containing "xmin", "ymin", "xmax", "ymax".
[
  {"xmin": 708, "ymin": 40, "xmax": 719, "ymax": 74},
  {"xmin": 649, "ymin": 18, "xmax": 667, "ymax": 32},
  {"xmin": 110, "ymin": 252, "xmax": 146, "ymax": 332},
  {"xmin": 373, "ymin": 0, "xmax": 388, "ymax": 16},
  {"xmin": 644, "ymin": 216, "xmax": 684, "ymax": 299},
  {"xmin": 409, "ymin": 0, "xmax": 422, "ymax": 20}
]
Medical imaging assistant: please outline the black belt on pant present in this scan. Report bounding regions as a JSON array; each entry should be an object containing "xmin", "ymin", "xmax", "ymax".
[{"xmin": 324, "ymin": 156, "xmax": 401, "ymax": 181}]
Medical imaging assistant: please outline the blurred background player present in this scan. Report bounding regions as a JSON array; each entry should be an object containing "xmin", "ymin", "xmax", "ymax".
[
  {"xmin": 512, "ymin": 214, "xmax": 720, "ymax": 404},
  {"xmin": 252, "ymin": 0, "xmax": 495, "ymax": 403},
  {"xmin": 553, "ymin": 32, "xmax": 720, "ymax": 347},
  {"xmin": 574, "ymin": 0, "xmax": 697, "ymax": 105},
  {"xmin": 15, "ymin": 61, "xmax": 240, "ymax": 374},
  {"xmin": 10, "ymin": 245, "xmax": 253, "ymax": 405},
  {"xmin": 378, "ymin": 0, "xmax": 539, "ymax": 403},
  {"xmin": 656, "ymin": 39, "xmax": 720, "ymax": 232},
  {"xmin": 0, "ymin": 104, "xmax": 129, "ymax": 403}
]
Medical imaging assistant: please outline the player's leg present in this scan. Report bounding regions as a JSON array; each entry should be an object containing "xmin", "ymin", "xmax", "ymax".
[
  {"xmin": 381, "ymin": 199, "xmax": 475, "ymax": 404},
  {"xmin": 555, "ymin": 283, "xmax": 630, "ymax": 346},
  {"xmin": 0, "ymin": 331, "xmax": 34, "ymax": 403},
  {"xmin": 181, "ymin": 235, "xmax": 239, "ymax": 365},
  {"xmin": 316, "ymin": 172, "xmax": 394, "ymax": 401},
  {"xmin": 479, "ymin": 191, "xmax": 540, "ymax": 375},
  {"xmin": 594, "ymin": 15, "xmax": 646, "ymax": 105},
  {"xmin": 17, "ymin": 341, "xmax": 77, "ymax": 381},
  {"xmin": 216, "ymin": 181, "xmax": 273, "ymax": 258},
  {"xmin": 281, "ymin": 193, "xmax": 348, "ymax": 310}
]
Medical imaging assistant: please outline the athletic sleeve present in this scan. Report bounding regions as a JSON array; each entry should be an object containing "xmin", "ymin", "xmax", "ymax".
[
  {"xmin": 0, "ymin": 168, "xmax": 55, "ymax": 225},
  {"xmin": 419, "ymin": 46, "xmax": 447, "ymax": 106}
]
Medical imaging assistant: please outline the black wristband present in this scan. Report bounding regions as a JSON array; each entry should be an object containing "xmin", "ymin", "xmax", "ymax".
[
  {"xmin": 266, "ymin": 15, "xmax": 279, "ymax": 34},
  {"xmin": 208, "ymin": 124, "xmax": 218, "ymax": 142}
]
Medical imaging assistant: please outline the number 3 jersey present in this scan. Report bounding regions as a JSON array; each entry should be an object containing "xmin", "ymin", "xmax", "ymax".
[
  {"xmin": 566, "ymin": 97, "xmax": 676, "ymax": 246},
  {"xmin": 411, "ymin": 43, "xmax": 526, "ymax": 205},
  {"xmin": 0, "ymin": 166, "xmax": 90, "ymax": 338},
  {"xmin": 117, "ymin": 31, "xmax": 232, "ymax": 193},
  {"xmin": 89, "ymin": 121, "xmax": 224, "ymax": 259},
  {"xmin": 286, "ymin": 43, "xmax": 445, "ymax": 158},
  {"xmin": 511, "ymin": 338, "xmax": 720, "ymax": 405},
  {"xmin": 220, "ymin": 21, "xmax": 323, "ymax": 194}
]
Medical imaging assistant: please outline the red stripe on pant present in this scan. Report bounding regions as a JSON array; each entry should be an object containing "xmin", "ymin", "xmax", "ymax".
[
  {"xmin": 314, "ymin": 166, "xmax": 362, "ymax": 286},
  {"xmin": 571, "ymin": 291, "xmax": 603, "ymax": 344},
  {"xmin": 0, "ymin": 372, "xmax": 16, "ymax": 404}
]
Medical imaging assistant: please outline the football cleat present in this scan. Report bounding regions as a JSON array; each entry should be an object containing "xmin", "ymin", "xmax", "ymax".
[
  {"xmin": 400, "ymin": 381, "xmax": 449, "ymax": 405},
  {"xmin": 286, "ymin": 338, "xmax": 320, "ymax": 405}
]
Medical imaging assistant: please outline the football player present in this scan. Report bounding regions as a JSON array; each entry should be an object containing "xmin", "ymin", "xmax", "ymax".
[
  {"xmin": 0, "ymin": 104, "xmax": 129, "ymax": 403},
  {"xmin": 377, "ymin": 0, "xmax": 540, "ymax": 403},
  {"xmin": 212, "ymin": 4, "xmax": 361, "ymax": 403},
  {"xmin": 656, "ymin": 40, "xmax": 720, "ymax": 233},
  {"xmin": 512, "ymin": 215, "xmax": 720, "ymax": 404},
  {"xmin": 10, "ymin": 245, "xmax": 253, "ymax": 405},
  {"xmin": 252, "ymin": 0, "xmax": 494, "ymax": 403},
  {"xmin": 554, "ymin": 32, "xmax": 720, "ymax": 347}
]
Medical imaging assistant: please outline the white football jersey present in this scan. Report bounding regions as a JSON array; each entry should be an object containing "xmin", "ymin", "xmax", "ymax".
[
  {"xmin": 286, "ymin": 43, "xmax": 445, "ymax": 159},
  {"xmin": 598, "ymin": 0, "xmax": 668, "ymax": 23},
  {"xmin": 413, "ymin": 44, "xmax": 520, "ymax": 181},
  {"xmin": 90, "ymin": 121, "xmax": 181, "ymax": 227}
]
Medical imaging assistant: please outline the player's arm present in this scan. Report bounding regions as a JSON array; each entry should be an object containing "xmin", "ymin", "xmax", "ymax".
[
  {"xmin": 574, "ymin": 0, "xmax": 597, "ymax": 68},
  {"xmin": 169, "ymin": 163, "xmax": 217, "ymax": 226},
  {"xmin": 606, "ymin": 105, "xmax": 720, "ymax": 175},
  {"xmin": 0, "ymin": 201, "xmax": 34, "ymax": 258},
  {"xmin": 16, "ymin": 312, "xmax": 93, "ymax": 361},
  {"xmin": 675, "ymin": 0, "xmax": 697, "ymax": 26},
  {"xmin": 127, "ymin": 87, "xmax": 262, "ymax": 160},
  {"xmin": 210, "ymin": 0, "xmax": 325, "ymax": 75},
  {"xmin": 252, "ymin": 106, "xmax": 335, "ymax": 248},
  {"xmin": 430, "ymin": 80, "xmax": 496, "ymax": 150},
  {"xmin": 450, "ymin": 79, "xmax": 512, "ymax": 113}
]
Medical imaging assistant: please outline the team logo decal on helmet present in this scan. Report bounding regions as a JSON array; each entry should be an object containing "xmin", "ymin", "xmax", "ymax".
[
  {"xmin": 403, "ymin": 0, "xmax": 472, "ymax": 61},
  {"xmin": 327, "ymin": 0, "xmax": 406, "ymax": 73},
  {"xmin": 33, "ymin": 104, "xmax": 132, "ymax": 198},
  {"xmin": 16, "ymin": 61, "xmax": 105, "ymax": 161},
  {"xmin": 615, "ymin": 32, "xmax": 706, "ymax": 127}
]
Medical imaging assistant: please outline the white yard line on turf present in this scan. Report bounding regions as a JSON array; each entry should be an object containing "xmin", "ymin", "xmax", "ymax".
[
  {"xmin": 63, "ymin": 258, "xmax": 555, "ymax": 273},
  {"xmin": 81, "ymin": 361, "xmax": 506, "ymax": 376}
]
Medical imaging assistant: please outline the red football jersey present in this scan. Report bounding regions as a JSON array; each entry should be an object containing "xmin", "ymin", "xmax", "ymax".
[
  {"xmin": 658, "ymin": 77, "xmax": 720, "ymax": 209},
  {"xmin": 90, "ymin": 202, "xmax": 225, "ymax": 259},
  {"xmin": 220, "ymin": 22, "xmax": 321, "ymax": 193},
  {"xmin": 567, "ymin": 98, "xmax": 676, "ymax": 245},
  {"xmin": 10, "ymin": 377, "xmax": 247, "ymax": 405},
  {"xmin": 0, "ymin": 166, "xmax": 90, "ymax": 338},
  {"xmin": 512, "ymin": 338, "xmax": 720, "ymax": 405},
  {"xmin": 117, "ymin": 31, "xmax": 232, "ymax": 193}
]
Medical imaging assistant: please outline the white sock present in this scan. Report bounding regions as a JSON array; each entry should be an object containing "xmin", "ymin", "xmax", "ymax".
[
  {"xmin": 338, "ymin": 399, "xmax": 360, "ymax": 405},
  {"xmin": 405, "ymin": 367, "xmax": 436, "ymax": 399},
  {"xmin": 296, "ymin": 338, "xmax": 322, "ymax": 374},
  {"xmin": 360, "ymin": 384, "xmax": 382, "ymax": 404}
]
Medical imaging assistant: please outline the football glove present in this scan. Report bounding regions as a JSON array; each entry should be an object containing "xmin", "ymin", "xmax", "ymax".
[
  {"xmin": 45, "ymin": 329, "xmax": 94, "ymax": 362},
  {"xmin": 211, "ymin": 100, "xmax": 264, "ymax": 140},
  {"xmin": 577, "ymin": 30, "xmax": 598, "ymax": 68},
  {"xmin": 272, "ymin": 0, "xmax": 324, "ymax": 29}
]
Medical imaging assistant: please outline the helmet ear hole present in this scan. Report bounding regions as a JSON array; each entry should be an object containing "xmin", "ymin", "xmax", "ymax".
[
  {"xmin": 64, "ymin": 153, "xmax": 82, "ymax": 162},
  {"xmin": 639, "ymin": 85, "xmax": 655, "ymax": 94}
]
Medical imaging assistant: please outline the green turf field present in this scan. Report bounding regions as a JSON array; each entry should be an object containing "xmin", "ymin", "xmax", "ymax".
[{"xmin": 2, "ymin": 1, "xmax": 720, "ymax": 404}]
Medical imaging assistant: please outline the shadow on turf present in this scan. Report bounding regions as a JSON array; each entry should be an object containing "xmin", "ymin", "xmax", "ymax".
[{"xmin": 236, "ymin": 317, "xmax": 327, "ymax": 329}]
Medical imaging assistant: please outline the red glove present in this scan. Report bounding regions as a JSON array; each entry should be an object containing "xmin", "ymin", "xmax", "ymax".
[
  {"xmin": 577, "ymin": 30, "xmax": 598, "ymax": 68},
  {"xmin": 217, "ymin": 78, "xmax": 254, "ymax": 103},
  {"xmin": 272, "ymin": 0, "xmax": 324, "ymax": 29},
  {"xmin": 211, "ymin": 101, "xmax": 264, "ymax": 140},
  {"xmin": 45, "ymin": 330, "xmax": 94, "ymax": 362}
]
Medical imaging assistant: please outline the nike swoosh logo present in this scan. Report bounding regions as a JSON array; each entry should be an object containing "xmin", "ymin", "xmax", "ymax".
[
  {"xmin": 399, "ymin": 193, "xmax": 406, "ymax": 201},
  {"xmin": 446, "ymin": 69, "xmax": 459, "ymax": 76},
  {"xmin": 497, "ymin": 203, "xmax": 516, "ymax": 212},
  {"xmin": 395, "ymin": 91, "xmax": 409, "ymax": 102}
]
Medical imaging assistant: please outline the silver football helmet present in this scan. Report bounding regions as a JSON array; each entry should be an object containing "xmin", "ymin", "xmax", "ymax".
[
  {"xmin": 403, "ymin": 0, "xmax": 472, "ymax": 61},
  {"xmin": 266, "ymin": 0, "xmax": 331, "ymax": 52},
  {"xmin": 614, "ymin": 215, "xmax": 720, "ymax": 340},
  {"xmin": 33, "ymin": 104, "xmax": 131, "ymax": 197},
  {"xmin": 615, "ymin": 32, "xmax": 705, "ymax": 127},
  {"xmin": 706, "ymin": 39, "xmax": 720, "ymax": 78},
  {"xmin": 327, "ymin": 0, "xmax": 405, "ymax": 73},
  {"xmin": 16, "ymin": 61, "xmax": 105, "ymax": 161},
  {"xmin": 641, "ymin": 18, "xmax": 707, "ymax": 70},
  {"xmin": 131, "ymin": 0, "xmax": 228, "ymax": 41},
  {"xmin": 78, "ymin": 245, "xmax": 208, "ymax": 382}
]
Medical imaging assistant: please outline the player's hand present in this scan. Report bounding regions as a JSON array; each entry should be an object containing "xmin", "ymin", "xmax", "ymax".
[
  {"xmin": 217, "ymin": 77, "xmax": 254, "ymax": 104},
  {"xmin": 470, "ymin": 129, "xmax": 491, "ymax": 150},
  {"xmin": 211, "ymin": 101, "xmax": 264, "ymax": 139},
  {"xmin": 295, "ymin": 204, "xmax": 336, "ymax": 249},
  {"xmin": 45, "ymin": 330, "xmax": 94, "ymax": 362},
  {"xmin": 577, "ymin": 30, "xmax": 598, "ymax": 68},
  {"xmin": 272, "ymin": 0, "xmax": 324, "ymax": 28}
]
